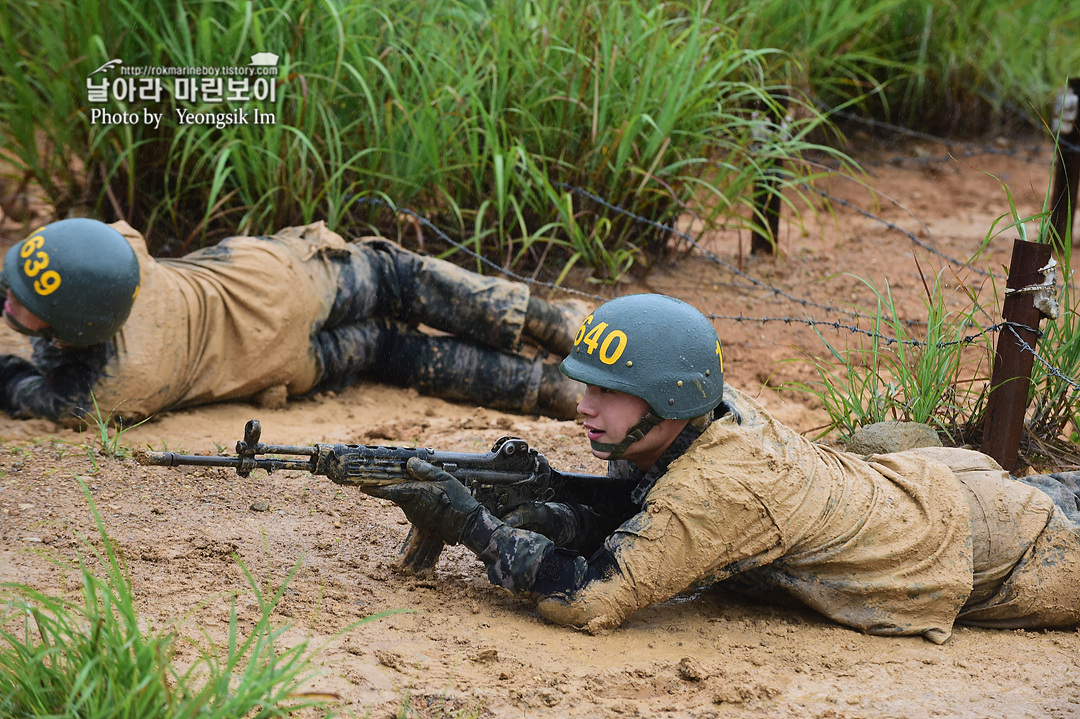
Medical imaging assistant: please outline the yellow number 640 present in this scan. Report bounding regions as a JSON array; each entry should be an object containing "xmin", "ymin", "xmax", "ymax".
[{"xmin": 573, "ymin": 315, "xmax": 628, "ymax": 365}]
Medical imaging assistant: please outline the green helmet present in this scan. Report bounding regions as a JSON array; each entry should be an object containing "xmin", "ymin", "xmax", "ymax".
[
  {"xmin": 560, "ymin": 293, "xmax": 724, "ymax": 419},
  {"xmin": 4, "ymin": 219, "xmax": 140, "ymax": 346}
]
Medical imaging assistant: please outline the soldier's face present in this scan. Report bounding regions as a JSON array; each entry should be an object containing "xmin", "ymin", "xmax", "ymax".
[
  {"xmin": 577, "ymin": 385, "xmax": 686, "ymax": 469},
  {"xmin": 3, "ymin": 289, "xmax": 50, "ymax": 335}
]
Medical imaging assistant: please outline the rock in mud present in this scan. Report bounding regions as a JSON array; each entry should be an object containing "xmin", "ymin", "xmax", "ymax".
[{"xmin": 847, "ymin": 421, "xmax": 942, "ymax": 455}]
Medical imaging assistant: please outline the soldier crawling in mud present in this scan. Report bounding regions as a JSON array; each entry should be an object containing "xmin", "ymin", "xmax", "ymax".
[
  {"xmin": 368, "ymin": 293, "xmax": 1080, "ymax": 644},
  {"xmin": 0, "ymin": 218, "xmax": 586, "ymax": 425}
]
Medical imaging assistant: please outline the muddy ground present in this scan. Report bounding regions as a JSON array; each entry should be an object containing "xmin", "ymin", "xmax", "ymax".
[{"xmin": 2, "ymin": 137, "xmax": 1079, "ymax": 718}]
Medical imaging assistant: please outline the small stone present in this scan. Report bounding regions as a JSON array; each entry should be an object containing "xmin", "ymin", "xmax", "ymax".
[
  {"xmin": 847, "ymin": 421, "xmax": 942, "ymax": 455},
  {"xmin": 250, "ymin": 499, "xmax": 270, "ymax": 512},
  {"xmin": 677, "ymin": 656, "xmax": 708, "ymax": 682},
  {"xmin": 469, "ymin": 648, "xmax": 498, "ymax": 663},
  {"xmin": 374, "ymin": 649, "xmax": 403, "ymax": 669}
]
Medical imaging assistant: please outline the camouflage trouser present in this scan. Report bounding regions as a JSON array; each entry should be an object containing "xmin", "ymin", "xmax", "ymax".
[
  {"xmin": 1016, "ymin": 471, "xmax": 1080, "ymax": 525},
  {"xmin": 310, "ymin": 239, "xmax": 540, "ymax": 412}
]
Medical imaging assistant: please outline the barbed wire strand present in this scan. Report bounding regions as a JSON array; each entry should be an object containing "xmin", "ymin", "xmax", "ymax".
[
  {"xmin": 821, "ymin": 106, "xmax": 1056, "ymax": 161},
  {"xmin": 358, "ymin": 189, "xmax": 878, "ymax": 322},
  {"xmin": 350, "ymin": 168, "xmax": 1079, "ymax": 391},
  {"xmin": 553, "ymin": 182, "xmax": 875, "ymax": 320},
  {"xmin": 1005, "ymin": 324, "xmax": 1080, "ymax": 391},
  {"xmin": 351, "ymin": 196, "xmax": 607, "ymax": 303},
  {"xmin": 809, "ymin": 187, "xmax": 999, "ymax": 278},
  {"xmin": 354, "ymin": 188, "xmax": 1037, "ymax": 343},
  {"xmin": 706, "ymin": 313, "xmax": 994, "ymax": 349},
  {"xmin": 721, "ymin": 313, "xmax": 1080, "ymax": 394}
]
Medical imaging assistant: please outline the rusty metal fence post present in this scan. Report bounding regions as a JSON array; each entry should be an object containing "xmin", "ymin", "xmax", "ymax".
[
  {"xmin": 1049, "ymin": 78, "xmax": 1080, "ymax": 252},
  {"xmin": 750, "ymin": 95, "xmax": 788, "ymax": 256},
  {"xmin": 981, "ymin": 239, "xmax": 1054, "ymax": 471}
]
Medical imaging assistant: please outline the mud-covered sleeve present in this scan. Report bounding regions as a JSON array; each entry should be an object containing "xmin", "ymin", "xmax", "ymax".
[
  {"xmin": 461, "ymin": 474, "xmax": 783, "ymax": 632},
  {"xmin": 535, "ymin": 485, "xmax": 783, "ymax": 631},
  {"xmin": 0, "ymin": 342, "xmax": 105, "ymax": 423}
]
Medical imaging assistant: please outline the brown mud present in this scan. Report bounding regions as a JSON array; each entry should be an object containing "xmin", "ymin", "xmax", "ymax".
[{"xmin": 2, "ymin": 139, "xmax": 1079, "ymax": 718}]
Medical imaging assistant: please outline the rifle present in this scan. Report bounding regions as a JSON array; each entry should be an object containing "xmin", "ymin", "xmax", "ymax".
[{"xmin": 135, "ymin": 419, "xmax": 612, "ymax": 572}]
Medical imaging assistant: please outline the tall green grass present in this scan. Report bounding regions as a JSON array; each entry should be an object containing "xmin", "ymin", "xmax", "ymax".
[
  {"xmin": 784, "ymin": 268, "xmax": 994, "ymax": 443},
  {"xmin": 787, "ymin": 176, "xmax": 1080, "ymax": 464},
  {"xmin": 0, "ymin": 481, "xmax": 378, "ymax": 718},
  {"xmin": 3, "ymin": 1, "xmax": 1073, "ymax": 278},
  {"xmin": 1028, "ymin": 235, "xmax": 1080, "ymax": 447},
  {"xmin": 716, "ymin": 0, "xmax": 1080, "ymax": 133},
  {"xmin": 0, "ymin": 0, "xmax": 837, "ymax": 279}
]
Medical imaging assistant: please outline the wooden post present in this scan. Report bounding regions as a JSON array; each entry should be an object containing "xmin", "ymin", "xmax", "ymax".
[
  {"xmin": 981, "ymin": 239, "xmax": 1053, "ymax": 471},
  {"xmin": 750, "ymin": 169, "xmax": 783, "ymax": 256},
  {"xmin": 750, "ymin": 95, "xmax": 787, "ymax": 256},
  {"xmin": 1049, "ymin": 78, "xmax": 1080, "ymax": 251}
]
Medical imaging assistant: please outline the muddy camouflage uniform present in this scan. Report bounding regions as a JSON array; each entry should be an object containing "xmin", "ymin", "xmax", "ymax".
[
  {"xmin": 460, "ymin": 386, "xmax": 1080, "ymax": 642},
  {"xmin": 0, "ymin": 221, "xmax": 546, "ymax": 424}
]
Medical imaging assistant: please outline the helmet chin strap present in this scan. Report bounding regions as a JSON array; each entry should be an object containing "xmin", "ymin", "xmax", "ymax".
[
  {"xmin": 589, "ymin": 412, "xmax": 665, "ymax": 460},
  {"xmin": 3, "ymin": 310, "xmax": 53, "ymax": 340}
]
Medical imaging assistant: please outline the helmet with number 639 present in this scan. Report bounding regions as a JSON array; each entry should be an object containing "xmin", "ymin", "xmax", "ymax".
[
  {"xmin": 4, "ymin": 219, "xmax": 140, "ymax": 346},
  {"xmin": 559, "ymin": 293, "xmax": 724, "ymax": 419}
]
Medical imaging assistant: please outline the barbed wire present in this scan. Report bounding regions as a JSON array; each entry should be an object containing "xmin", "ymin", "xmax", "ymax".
[
  {"xmin": 857, "ymin": 137, "xmax": 1079, "ymax": 168},
  {"xmin": 553, "ymin": 182, "xmax": 874, "ymax": 321},
  {"xmin": 356, "ymin": 189, "xmax": 882, "ymax": 321},
  {"xmin": 809, "ymin": 99, "xmax": 1080, "ymax": 177},
  {"xmin": 716, "ymin": 312, "xmax": 1080, "ymax": 391},
  {"xmin": 706, "ymin": 313, "xmax": 991, "ymax": 348},
  {"xmin": 353, "ymin": 187, "xmax": 1039, "ymax": 341},
  {"xmin": 808, "ymin": 186, "xmax": 999, "ymax": 279},
  {"xmin": 349, "ymin": 158, "xmax": 1079, "ymax": 393},
  {"xmin": 820, "ymin": 106, "xmax": 1057, "ymax": 162},
  {"xmin": 350, "ymin": 196, "xmax": 608, "ymax": 303},
  {"xmin": 1005, "ymin": 323, "xmax": 1080, "ymax": 392}
]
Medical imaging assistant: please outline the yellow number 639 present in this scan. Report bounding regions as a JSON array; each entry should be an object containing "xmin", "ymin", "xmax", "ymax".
[{"xmin": 19, "ymin": 234, "xmax": 62, "ymax": 296}]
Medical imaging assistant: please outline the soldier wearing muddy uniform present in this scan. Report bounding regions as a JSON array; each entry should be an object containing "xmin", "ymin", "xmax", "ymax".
[
  {"xmin": 0, "ymin": 219, "xmax": 583, "ymax": 425},
  {"xmin": 370, "ymin": 293, "xmax": 1080, "ymax": 643}
]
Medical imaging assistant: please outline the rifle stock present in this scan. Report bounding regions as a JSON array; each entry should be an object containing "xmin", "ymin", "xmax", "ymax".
[{"xmin": 137, "ymin": 419, "xmax": 610, "ymax": 572}]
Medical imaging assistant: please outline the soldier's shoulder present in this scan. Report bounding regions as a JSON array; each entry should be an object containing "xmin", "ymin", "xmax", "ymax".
[{"xmin": 107, "ymin": 221, "xmax": 152, "ymax": 257}]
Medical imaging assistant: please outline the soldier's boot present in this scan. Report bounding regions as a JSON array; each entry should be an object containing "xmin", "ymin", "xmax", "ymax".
[
  {"xmin": 524, "ymin": 296, "xmax": 592, "ymax": 357},
  {"xmin": 536, "ymin": 363, "xmax": 584, "ymax": 420}
]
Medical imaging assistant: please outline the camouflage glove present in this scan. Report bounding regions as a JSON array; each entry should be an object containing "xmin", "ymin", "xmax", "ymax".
[
  {"xmin": 0, "ymin": 354, "xmax": 40, "ymax": 411},
  {"xmin": 501, "ymin": 502, "xmax": 579, "ymax": 546},
  {"xmin": 365, "ymin": 457, "xmax": 483, "ymax": 546},
  {"xmin": 501, "ymin": 501, "xmax": 609, "ymax": 553}
]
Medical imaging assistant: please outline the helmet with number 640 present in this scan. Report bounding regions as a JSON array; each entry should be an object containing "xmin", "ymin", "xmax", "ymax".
[
  {"xmin": 4, "ymin": 219, "xmax": 140, "ymax": 346},
  {"xmin": 559, "ymin": 293, "xmax": 724, "ymax": 419}
]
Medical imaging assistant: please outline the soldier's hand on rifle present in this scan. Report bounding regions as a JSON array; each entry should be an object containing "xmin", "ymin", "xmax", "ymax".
[
  {"xmin": 501, "ymin": 502, "xmax": 576, "ymax": 545},
  {"xmin": 501, "ymin": 501, "xmax": 606, "ymax": 551},
  {"xmin": 365, "ymin": 457, "xmax": 483, "ymax": 546}
]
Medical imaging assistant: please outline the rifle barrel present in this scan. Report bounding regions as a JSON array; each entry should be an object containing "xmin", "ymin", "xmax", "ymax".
[{"xmin": 137, "ymin": 450, "xmax": 314, "ymax": 473}]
